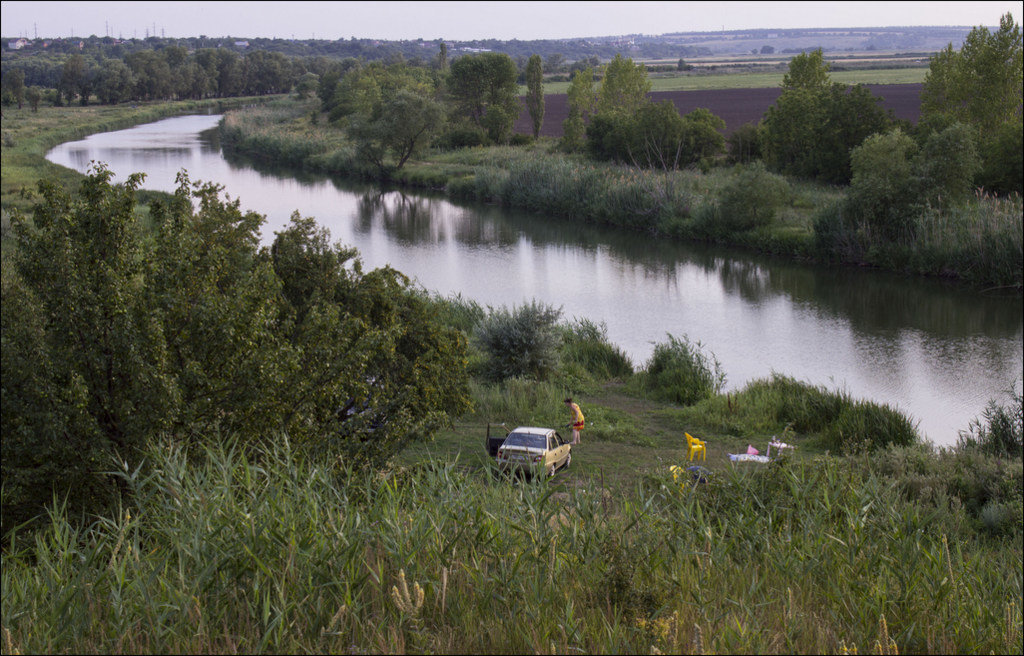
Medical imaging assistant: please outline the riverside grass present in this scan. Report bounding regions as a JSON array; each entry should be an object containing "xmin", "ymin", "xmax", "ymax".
[
  {"xmin": 0, "ymin": 96, "xmax": 271, "ymax": 215},
  {"xmin": 2, "ymin": 437, "xmax": 1020, "ymax": 655}
]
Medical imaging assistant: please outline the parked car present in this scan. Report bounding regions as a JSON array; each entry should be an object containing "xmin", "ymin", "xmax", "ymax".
[{"xmin": 493, "ymin": 426, "xmax": 571, "ymax": 478}]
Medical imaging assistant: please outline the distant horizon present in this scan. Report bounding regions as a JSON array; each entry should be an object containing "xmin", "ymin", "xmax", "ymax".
[
  {"xmin": 1, "ymin": 1, "xmax": 1020, "ymax": 42},
  {"xmin": 0, "ymin": 24, "xmax": 999, "ymax": 43}
]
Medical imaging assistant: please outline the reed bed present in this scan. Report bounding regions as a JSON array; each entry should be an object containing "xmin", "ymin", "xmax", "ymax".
[
  {"xmin": 912, "ymin": 192, "xmax": 1023, "ymax": 289},
  {"xmin": 2, "ymin": 438, "xmax": 1019, "ymax": 654}
]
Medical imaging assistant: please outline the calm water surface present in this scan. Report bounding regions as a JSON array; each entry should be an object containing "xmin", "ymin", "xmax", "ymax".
[{"xmin": 47, "ymin": 114, "xmax": 1024, "ymax": 447}]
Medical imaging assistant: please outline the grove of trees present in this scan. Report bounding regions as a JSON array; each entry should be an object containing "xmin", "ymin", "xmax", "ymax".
[{"xmin": 2, "ymin": 167, "xmax": 472, "ymax": 533}]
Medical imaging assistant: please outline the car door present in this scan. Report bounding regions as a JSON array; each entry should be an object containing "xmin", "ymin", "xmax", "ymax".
[{"xmin": 550, "ymin": 432, "xmax": 568, "ymax": 468}]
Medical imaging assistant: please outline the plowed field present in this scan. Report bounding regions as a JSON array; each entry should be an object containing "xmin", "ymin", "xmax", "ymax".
[{"xmin": 514, "ymin": 83, "xmax": 923, "ymax": 137}]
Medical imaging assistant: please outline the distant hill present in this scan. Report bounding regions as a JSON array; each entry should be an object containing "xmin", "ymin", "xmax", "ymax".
[{"xmin": 3, "ymin": 25, "xmax": 981, "ymax": 64}]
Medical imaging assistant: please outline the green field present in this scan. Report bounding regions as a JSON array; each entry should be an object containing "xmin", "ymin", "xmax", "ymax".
[{"xmin": 526, "ymin": 66, "xmax": 927, "ymax": 94}]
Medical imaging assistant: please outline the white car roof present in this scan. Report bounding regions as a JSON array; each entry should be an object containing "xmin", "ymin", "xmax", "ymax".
[{"xmin": 510, "ymin": 426, "xmax": 555, "ymax": 436}]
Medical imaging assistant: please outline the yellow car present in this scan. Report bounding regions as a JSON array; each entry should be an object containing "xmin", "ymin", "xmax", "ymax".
[{"xmin": 495, "ymin": 427, "xmax": 572, "ymax": 478}]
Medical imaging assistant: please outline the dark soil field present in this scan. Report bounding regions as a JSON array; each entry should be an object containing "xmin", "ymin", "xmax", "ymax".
[{"xmin": 514, "ymin": 83, "xmax": 923, "ymax": 137}]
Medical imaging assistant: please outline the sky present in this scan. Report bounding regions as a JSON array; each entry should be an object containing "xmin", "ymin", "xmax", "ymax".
[{"xmin": 2, "ymin": 1, "xmax": 1021, "ymax": 41}]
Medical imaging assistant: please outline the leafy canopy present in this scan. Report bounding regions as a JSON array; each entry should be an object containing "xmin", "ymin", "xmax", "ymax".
[{"xmin": 2, "ymin": 166, "xmax": 471, "ymax": 532}]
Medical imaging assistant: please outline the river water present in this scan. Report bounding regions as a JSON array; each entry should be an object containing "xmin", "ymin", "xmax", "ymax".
[{"xmin": 46, "ymin": 114, "xmax": 1023, "ymax": 447}]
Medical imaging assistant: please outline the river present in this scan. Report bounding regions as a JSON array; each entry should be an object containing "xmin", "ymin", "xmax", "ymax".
[{"xmin": 46, "ymin": 114, "xmax": 1023, "ymax": 447}]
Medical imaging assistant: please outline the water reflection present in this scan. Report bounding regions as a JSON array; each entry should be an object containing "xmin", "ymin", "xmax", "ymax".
[{"xmin": 44, "ymin": 114, "xmax": 1023, "ymax": 446}]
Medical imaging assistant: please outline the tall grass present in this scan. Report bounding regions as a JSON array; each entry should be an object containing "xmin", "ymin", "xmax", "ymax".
[
  {"xmin": 674, "ymin": 374, "xmax": 920, "ymax": 452},
  {"xmin": 219, "ymin": 99, "xmax": 347, "ymax": 170},
  {"xmin": 2, "ymin": 438, "xmax": 1019, "ymax": 654}
]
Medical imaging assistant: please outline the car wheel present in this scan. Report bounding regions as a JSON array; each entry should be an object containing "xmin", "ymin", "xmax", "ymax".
[
  {"xmin": 564, "ymin": 452, "xmax": 571, "ymax": 470},
  {"xmin": 548, "ymin": 464, "xmax": 556, "ymax": 478}
]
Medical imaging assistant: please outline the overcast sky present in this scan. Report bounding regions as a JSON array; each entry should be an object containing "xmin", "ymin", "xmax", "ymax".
[{"xmin": 2, "ymin": 1, "xmax": 1021, "ymax": 41}]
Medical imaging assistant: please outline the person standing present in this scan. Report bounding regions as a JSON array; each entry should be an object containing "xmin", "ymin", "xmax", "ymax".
[{"xmin": 565, "ymin": 397, "xmax": 584, "ymax": 445}]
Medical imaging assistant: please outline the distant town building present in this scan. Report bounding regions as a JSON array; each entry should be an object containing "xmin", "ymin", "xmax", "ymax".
[{"xmin": 8, "ymin": 38, "xmax": 30, "ymax": 50}]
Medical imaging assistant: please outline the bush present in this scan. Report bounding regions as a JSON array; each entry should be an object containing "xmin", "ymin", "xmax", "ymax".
[
  {"xmin": 717, "ymin": 161, "xmax": 791, "ymax": 232},
  {"xmin": 823, "ymin": 399, "xmax": 920, "ymax": 453},
  {"xmin": 634, "ymin": 334, "xmax": 725, "ymax": 406},
  {"xmin": 559, "ymin": 319, "xmax": 634, "ymax": 382},
  {"xmin": 957, "ymin": 385, "xmax": 1023, "ymax": 457},
  {"xmin": 474, "ymin": 302, "xmax": 563, "ymax": 382},
  {"xmin": 434, "ymin": 125, "xmax": 489, "ymax": 150},
  {"xmin": 846, "ymin": 128, "xmax": 919, "ymax": 243}
]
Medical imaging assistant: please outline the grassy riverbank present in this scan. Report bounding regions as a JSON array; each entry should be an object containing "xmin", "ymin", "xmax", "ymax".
[
  {"xmin": 0, "ymin": 96, "xmax": 272, "ymax": 217},
  {"xmin": 219, "ymin": 96, "xmax": 1022, "ymax": 289}
]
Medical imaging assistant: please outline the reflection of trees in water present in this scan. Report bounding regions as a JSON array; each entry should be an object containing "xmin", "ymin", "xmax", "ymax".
[{"xmin": 355, "ymin": 191, "xmax": 438, "ymax": 245}]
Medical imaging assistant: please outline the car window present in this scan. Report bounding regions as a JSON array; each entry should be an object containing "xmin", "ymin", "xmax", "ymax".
[{"xmin": 503, "ymin": 433, "xmax": 546, "ymax": 450}]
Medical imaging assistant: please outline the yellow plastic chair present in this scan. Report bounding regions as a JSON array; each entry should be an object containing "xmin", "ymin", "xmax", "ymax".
[{"xmin": 685, "ymin": 432, "xmax": 707, "ymax": 461}]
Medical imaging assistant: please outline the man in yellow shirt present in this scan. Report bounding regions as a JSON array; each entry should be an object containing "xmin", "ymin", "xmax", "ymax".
[{"xmin": 565, "ymin": 397, "xmax": 584, "ymax": 445}]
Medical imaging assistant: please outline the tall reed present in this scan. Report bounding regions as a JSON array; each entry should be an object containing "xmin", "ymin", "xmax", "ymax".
[{"xmin": 2, "ymin": 438, "xmax": 1019, "ymax": 654}]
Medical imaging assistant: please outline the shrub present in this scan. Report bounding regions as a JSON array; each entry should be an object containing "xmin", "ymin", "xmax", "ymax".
[
  {"xmin": 474, "ymin": 301, "xmax": 563, "ymax": 382},
  {"xmin": 822, "ymin": 399, "xmax": 920, "ymax": 453},
  {"xmin": 634, "ymin": 334, "xmax": 725, "ymax": 406},
  {"xmin": 957, "ymin": 385, "xmax": 1023, "ymax": 457},
  {"xmin": 434, "ymin": 125, "xmax": 489, "ymax": 150},
  {"xmin": 559, "ymin": 319, "xmax": 634, "ymax": 382},
  {"xmin": 846, "ymin": 128, "xmax": 919, "ymax": 243},
  {"xmin": 717, "ymin": 161, "xmax": 791, "ymax": 232},
  {"xmin": 915, "ymin": 122, "xmax": 981, "ymax": 208}
]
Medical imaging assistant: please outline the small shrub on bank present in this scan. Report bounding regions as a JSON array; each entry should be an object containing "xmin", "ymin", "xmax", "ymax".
[
  {"xmin": 474, "ymin": 301, "xmax": 563, "ymax": 382},
  {"xmin": 633, "ymin": 334, "xmax": 726, "ymax": 406},
  {"xmin": 559, "ymin": 318, "xmax": 634, "ymax": 382},
  {"xmin": 957, "ymin": 384, "xmax": 1023, "ymax": 458},
  {"xmin": 717, "ymin": 161, "xmax": 790, "ymax": 232}
]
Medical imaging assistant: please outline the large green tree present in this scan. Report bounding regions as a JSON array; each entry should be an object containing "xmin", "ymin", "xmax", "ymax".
[
  {"xmin": 349, "ymin": 88, "xmax": 446, "ymax": 175},
  {"xmin": 525, "ymin": 54, "xmax": 545, "ymax": 138},
  {"xmin": 596, "ymin": 54, "xmax": 651, "ymax": 116},
  {"xmin": 2, "ymin": 166, "xmax": 471, "ymax": 533},
  {"xmin": 448, "ymin": 52, "xmax": 521, "ymax": 142},
  {"xmin": 782, "ymin": 48, "xmax": 831, "ymax": 89},
  {"xmin": 922, "ymin": 13, "xmax": 1022, "ymax": 134},
  {"xmin": 762, "ymin": 53, "xmax": 893, "ymax": 184}
]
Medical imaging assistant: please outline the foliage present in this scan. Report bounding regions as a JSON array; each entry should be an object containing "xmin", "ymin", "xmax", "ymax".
[
  {"xmin": 846, "ymin": 128, "xmax": 921, "ymax": 242},
  {"xmin": 781, "ymin": 47, "xmax": 832, "ymax": 89},
  {"xmin": 558, "ymin": 319, "xmax": 634, "ymax": 382},
  {"xmin": 957, "ymin": 384, "xmax": 1023, "ymax": 458},
  {"xmin": 348, "ymin": 88, "xmax": 446, "ymax": 175},
  {"xmin": 921, "ymin": 13, "xmax": 1023, "ymax": 135},
  {"xmin": 474, "ymin": 301, "xmax": 563, "ymax": 382},
  {"xmin": 914, "ymin": 122, "xmax": 981, "ymax": 207},
  {"xmin": 763, "ymin": 55, "xmax": 894, "ymax": 183},
  {"xmin": 920, "ymin": 13, "xmax": 1022, "ymax": 195},
  {"xmin": 587, "ymin": 102, "xmax": 725, "ymax": 170},
  {"xmin": 977, "ymin": 120, "xmax": 1023, "ymax": 195},
  {"xmin": 596, "ymin": 54, "xmax": 651, "ymax": 116},
  {"xmin": 447, "ymin": 52, "xmax": 521, "ymax": 140},
  {"xmin": 717, "ymin": 161, "xmax": 791, "ymax": 232},
  {"xmin": 524, "ymin": 54, "xmax": 545, "ymax": 139},
  {"xmin": 633, "ymin": 334, "xmax": 726, "ymax": 406},
  {"xmin": 1, "ymin": 167, "xmax": 471, "ymax": 533},
  {"xmin": 726, "ymin": 121, "xmax": 761, "ymax": 164}
]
